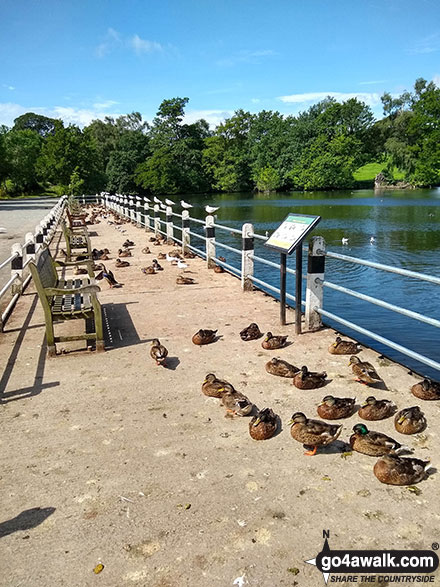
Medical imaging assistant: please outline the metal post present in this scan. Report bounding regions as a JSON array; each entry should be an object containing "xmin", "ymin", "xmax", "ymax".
[
  {"xmin": 241, "ymin": 222, "xmax": 254, "ymax": 291},
  {"xmin": 154, "ymin": 204, "xmax": 160, "ymax": 236},
  {"xmin": 305, "ymin": 236, "xmax": 326, "ymax": 331},
  {"xmin": 182, "ymin": 210, "xmax": 190, "ymax": 254},
  {"xmin": 280, "ymin": 253, "xmax": 287, "ymax": 325},
  {"xmin": 166, "ymin": 206, "xmax": 174, "ymax": 243},
  {"xmin": 11, "ymin": 243, "xmax": 23, "ymax": 295},
  {"xmin": 295, "ymin": 245, "xmax": 303, "ymax": 334},
  {"xmin": 205, "ymin": 214, "xmax": 215, "ymax": 268}
]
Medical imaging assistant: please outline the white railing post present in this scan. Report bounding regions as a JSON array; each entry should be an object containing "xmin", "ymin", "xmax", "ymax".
[
  {"xmin": 25, "ymin": 233, "xmax": 36, "ymax": 266},
  {"xmin": 166, "ymin": 206, "xmax": 174, "ymax": 243},
  {"xmin": 205, "ymin": 215, "xmax": 215, "ymax": 268},
  {"xmin": 35, "ymin": 225, "xmax": 44, "ymax": 254},
  {"xmin": 10, "ymin": 243, "xmax": 23, "ymax": 295},
  {"xmin": 144, "ymin": 197, "xmax": 150, "ymax": 231},
  {"xmin": 182, "ymin": 210, "xmax": 190, "ymax": 254},
  {"xmin": 241, "ymin": 222, "xmax": 254, "ymax": 291},
  {"xmin": 305, "ymin": 236, "xmax": 326, "ymax": 331},
  {"xmin": 123, "ymin": 196, "xmax": 128, "ymax": 219},
  {"xmin": 154, "ymin": 204, "xmax": 160, "ymax": 236},
  {"xmin": 136, "ymin": 196, "xmax": 142, "ymax": 226},
  {"xmin": 128, "ymin": 197, "xmax": 134, "ymax": 222}
]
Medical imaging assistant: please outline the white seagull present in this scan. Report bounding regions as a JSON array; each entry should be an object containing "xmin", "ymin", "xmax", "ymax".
[
  {"xmin": 143, "ymin": 197, "xmax": 151, "ymax": 203},
  {"xmin": 153, "ymin": 196, "xmax": 162, "ymax": 205},
  {"xmin": 177, "ymin": 259, "xmax": 188, "ymax": 270},
  {"xmin": 0, "ymin": 227, "xmax": 6, "ymax": 234},
  {"xmin": 165, "ymin": 198, "xmax": 175, "ymax": 206},
  {"xmin": 180, "ymin": 200, "xmax": 193, "ymax": 209},
  {"xmin": 341, "ymin": 237, "xmax": 349, "ymax": 245},
  {"xmin": 370, "ymin": 236, "xmax": 376, "ymax": 244},
  {"xmin": 205, "ymin": 205, "xmax": 219, "ymax": 214}
]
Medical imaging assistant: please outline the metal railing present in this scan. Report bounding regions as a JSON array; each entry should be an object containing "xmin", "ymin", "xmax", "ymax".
[{"xmin": 101, "ymin": 194, "xmax": 440, "ymax": 377}]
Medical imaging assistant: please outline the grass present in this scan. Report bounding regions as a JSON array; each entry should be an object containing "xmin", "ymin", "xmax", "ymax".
[{"xmin": 353, "ymin": 162, "xmax": 406, "ymax": 182}]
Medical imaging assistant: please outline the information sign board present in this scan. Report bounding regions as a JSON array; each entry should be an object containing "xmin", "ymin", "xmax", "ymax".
[{"xmin": 264, "ymin": 213, "xmax": 320, "ymax": 254}]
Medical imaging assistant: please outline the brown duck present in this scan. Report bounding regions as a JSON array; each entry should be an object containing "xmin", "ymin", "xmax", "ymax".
[
  {"xmin": 358, "ymin": 396, "xmax": 396, "ymax": 421},
  {"xmin": 293, "ymin": 366, "xmax": 327, "ymax": 390},
  {"xmin": 349, "ymin": 356, "xmax": 382, "ymax": 385},
  {"xmin": 118, "ymin": 248, "xmax": 132, "ymax": 257},
  {"xmin": 261, "ymin": 332, "xmax": 288, "ymax": 350},
  {"xmin": 249, "ymin": 408, "xmax": 278, "ymax": 440},
  {"xmin": 142, "ymin": 266, "xmax": 156, "ymax": 275},
  {"xmin": 265, "ymin": 357, "xmax": 299, "ymax": 378},
  {"xmin": 411, "ymin": 378, "xmax": 440, "ymax": 400},
  {"xmin": 240, "ymin": 323, "xmax": 263, "ymax": 341},
  {"xmin": 373, "ymin": 454, "xmax": 431, "ymax": 485},
  {"xmin": 202, "ymin": 374, "xmax": 233, "ymax": 398},
  {"xmin": 176, "ymin": 275, "xmax": 195, "ymax": 285},
  {"xmin": 150, "ymin": 339, "xmax": 168, "ymax": 366},
  {"xmin": 221, "ymin": 388, "xmax": 253, "ymax": 416},
  {"xmin": 350, "ymin": 423, "xmax": 410, "ymax": 456},
  {"xmin": 328, "ymin": 336, "xmax": 361, "ymax": 355},
  {"xmin": 214, "ymin": 265, "xmax": 224, "ymax": 273},
  {"xmin": 192, "ymin": 329, "xmax": 217, "ymax": 345},
  {"xmin": 289, "ymin": 412, "xmax": 342, "ymax": 455},
  {"xmin": 115, "ymin": 258, "xmax": 130, "ymax": 267},
  {"xmin": 317, "ymin": 396, "xmax": 356, "ymax": 420},
  {"xmin": 394, "ymin": 406, "xmax": 426, "ymax": 435}
]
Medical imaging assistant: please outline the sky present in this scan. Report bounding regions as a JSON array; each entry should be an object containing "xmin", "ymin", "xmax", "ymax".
[{"xmin": 1, "ymin": 0, "xmax": 439, "ymax": 129}]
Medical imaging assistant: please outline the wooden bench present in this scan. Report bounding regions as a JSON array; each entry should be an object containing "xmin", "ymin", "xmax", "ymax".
[
  {"xmin": 61, "ymin": 219, "xmax": 92, "ymax": 261},
  {"xmin": 66, "ymin": 208, "xmax": 87, "ymax": 229},
  {"xmin": 29, "ymin": 248, "xmax": 105, "ymax": 357}
]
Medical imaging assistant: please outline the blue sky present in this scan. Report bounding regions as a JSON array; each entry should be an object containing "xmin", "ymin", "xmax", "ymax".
[{"xmin": 1, "ymin": 0, "xmax": 439, "ymax": 128}]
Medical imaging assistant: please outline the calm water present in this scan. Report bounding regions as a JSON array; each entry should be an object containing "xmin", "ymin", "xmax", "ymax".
[
  {"xmin": 185, "ymin": 188, "xmax": 440, "ymax": 380},
  {"xmin": 1, "ymin": 190, "xmax": 439, "ymax": 379}
]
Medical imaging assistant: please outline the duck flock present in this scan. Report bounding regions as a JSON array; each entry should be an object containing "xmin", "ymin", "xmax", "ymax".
[{"xmin": 78, "ymin": 204, "xmax": 437, "ymax": 489}]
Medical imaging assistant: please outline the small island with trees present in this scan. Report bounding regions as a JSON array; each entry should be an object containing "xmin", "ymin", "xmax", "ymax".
[{"xmin": 0, "ymin": 77, "xmax": 438, "ymax": 197}]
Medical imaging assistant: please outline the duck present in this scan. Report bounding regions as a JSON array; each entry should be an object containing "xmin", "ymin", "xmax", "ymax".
[
  {"xmin": 202, "ymin": 374, "xmax": 232, "ymax": 398},
  {"xmin": 221, "ymin": 388, "xmax": 253, "ymax": 416},
  {"xmin": 115, "ymin": 258, "xmax": 130, "ymax": 267},
  {"xmin": 73, "ymin": 266, "xmax": 88, "ymax": 275},
  {"xmin": 123, "ymin": 239, "xmax": 134, "ymax": 247},
  {"xmin": 142, "ymin": 246, "xmax": 151, "ymax": 254},
  {"xmin": 249, "ymin": 408, "xmax": 278, "ymax": 440},
  {"xmin": 328, "ymin": 336, "xmax": 361, "ymax": 355},
  {"xmin": 157, "ymin": 252, "xmax": 167, "ymax": 259},
  {"xmin": 293, "ymin": 366, "xmax": 327, "ymax": 390},
  {"xmin": 118, "ymin": 248, "xmax": 132, "ymax": 257},
  {"xmin": 265, "ymin": 357, "xmax": 299, "ymax": 378},
  {"xmin": 394, "ymin": 406, "xmax": 426, "ymax": 435},
  {"xmin": 152, "ymin": 259, "xmax": 163, "ymax": 271},
  {"xmin": 411, "ymin": 378, "xmax": 440, "ymax": 401},
  {"xmin": 192, "ymin": 329, "xmax": 217, "ymax": 345},
  {"xmin": 176, "ymin": 275, "xmax": 195, "ymax": 285},
  {"xmin": 183, "ymin": 250, "xmax": 196, "ymax": 259},
  {"xmin": 214, "ymin": 265, "xmax": 224, "ymax": 273},
  {"xmin": 95, "ymin": 264, "xmax": 120, "ymax": 288},
  {"xmin": 150, "ymin": 339, "xmax": 168, "ymax": 366},
  {"xmin": 218, "ymin": 256, "xmax": 226, "ymax": 262},
  {"xmin": 358, "ymin": 396, "xmax": 396, "ymax": 420},
  {"xmin": 317, "ymin": 396, "xmax": 356, "ymax": 420},
  {"xmin": 350, "ymin": 423, "xmax": 410, "ymax": 456},
  {"xmin": 141, "ymin": 266, "xmax": 156, "ymax": 275},
  {"xmin": 288, "ymin": 412, "xmax": 342, "ymax": 455},
  {"xmin": 373, "ymin": 454, "xmax": 431, "ymax": 485},
  {"xmin": 240, "ymin": 323, "xmax": 263, "ymax": 341},
  {"xmin": 261, "ymin": 332, "xmax": 288, "ymax": 350},
  {"xmin": 349, "ymin": 356, "xmax": 382, "ymax": 385}
]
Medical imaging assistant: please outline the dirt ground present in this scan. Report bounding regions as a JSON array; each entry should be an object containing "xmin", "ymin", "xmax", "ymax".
[{"xmin": 0, "ymin": 208, "xmax": 439, "ymax": 587}]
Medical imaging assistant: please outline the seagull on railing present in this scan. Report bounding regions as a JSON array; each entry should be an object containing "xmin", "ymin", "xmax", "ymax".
[
  {"xmin": 341, "ymin": 237, "xmax": 349, "ymax": 245},
  {"xmin": 165, "ymin": 198, "xmax": 175, "ymax": 207},
  {"xmin": 205, "ymin": 205, "xmax": 219, "ymax": 214},
  {"xmin": 153, "ymin": 196, "xmax": 162, "ymax": 205},
  {"xmin": 180, "ymin": 200, "xmax": 193, "ymax": 209},
  {"xmin": 144, "ymin": 197, "xmax": 151, "ymax": 203}
]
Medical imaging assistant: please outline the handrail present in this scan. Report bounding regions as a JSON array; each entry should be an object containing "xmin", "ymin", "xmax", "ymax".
[
  {"xmin": 0, "ymin": 252, "xmax": 18, "ymax": 271},
  {"xmin": 0, "ymin": 273, "xmax": 20, "ymax": 299},
  {"xmin": 212, "ymin": 222, "xmax": 242, "ymax": 235},
  {"xmin": 188, "ymin": 230, "xmax": 206, "ymax": 241},
  {"xmin": 215, "ymin": 241, "xmax": 241, "ymax": 255},
  {"xmin": 212, "ymin": 256, "xmax": 241, "ymax": 275},
  {"xmin": 326, "ymin": 250, "xmax": 440, "ymax": 286}
]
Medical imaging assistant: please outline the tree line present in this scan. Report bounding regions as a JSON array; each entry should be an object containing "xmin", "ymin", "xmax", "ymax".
[{"xmin": 0, "ymin": 77, "xmax": 438, "ymax": 197}]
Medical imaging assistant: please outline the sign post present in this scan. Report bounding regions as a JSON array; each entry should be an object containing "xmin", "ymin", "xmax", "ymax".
[{"xmin": 265, "ymin": 213, "xmax": 321, "ymax": 332}]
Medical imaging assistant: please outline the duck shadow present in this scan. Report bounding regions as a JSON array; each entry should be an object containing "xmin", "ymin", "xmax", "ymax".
[
  {"xmin": 355, "ymin": 380, "xmax": 389, "ymax": 392},
  {"xmin": 317, "ymin": 440, "xmax": 352, "ymax": 455},
  {"xmin": 0, "ymin": 507, "xmax": 56, "ymax": 538},
  {"xmin": 165, "ymin": 356, "xmax": 180, "ymax": 370}
]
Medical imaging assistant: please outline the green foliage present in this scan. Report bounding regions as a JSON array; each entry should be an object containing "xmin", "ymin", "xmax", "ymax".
[
  {"xmin": 69, "ymin": 167, "xmax": 84, "ymax": 197},
  {"xmin": 254, "ymin": 165, "xmax": 281, "ymax": 192},
  {"xmin": 4, "ymin": 129, "xmax": 42, "ymax": 193},
  {"xmin": 13, "ymin": 112, "xmax": 58, "ymax": 137}
]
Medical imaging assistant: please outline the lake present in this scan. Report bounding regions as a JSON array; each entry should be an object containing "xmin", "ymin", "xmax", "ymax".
[{"xmin": 1, "ymin": 189, "xmax": 439, "ymax": 379}]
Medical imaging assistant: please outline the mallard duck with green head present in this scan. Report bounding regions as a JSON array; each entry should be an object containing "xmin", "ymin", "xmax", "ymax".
[
  {"xmin": 358, "ymin": 396, "xmax": 396, "ymax": 421},
  {"xmin": 265, "ymin": 357, "xmax": 299, "ymax": 378},
  {"xmin": 261, "ymin": 332, "xmax": 288, "ymax": 350},
  {"xmin": 289, "ymin": 412, "xmax": 342, "ymax": 455},
  {"xmin": 201, "ymin": 374, "xmax": 232, "ymax": 398},
  {"xmin": 249, "ymin": 408, "xmax": 278, "ymax": 440},
  {"xmin": 411, "ymin": 378, "xmax": 440, "ymax": 401},
  {"xmin": 328, "ymin": 336, "xmax": 361, "ymax": 355},
  {"xmin": 373, "ymin": 454, "xmax": 431, "ymax": 485},
  {"xmin": 394, "ymin": 406, "xmax": 426, "ymax": 435},
  {"xmin": 317, "ymin": 396, "xmax": 356, "ymax": 420},
  {"xmin": 350, "ymin": 423, "xmax": 410, "ymax": 456},
  {"xmin": 349, "ymin": 356, "xmax": 382, "ymax": 385},
  {"xmin": 293, "ymin": 366, "xmax": 327, "ymax": 390}
]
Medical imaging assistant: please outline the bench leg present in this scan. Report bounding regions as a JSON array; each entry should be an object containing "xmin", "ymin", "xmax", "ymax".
[
  {"xmin": 44, "ymin": 311, "xmax": 57, "ymax": 357},
  {"xmin": 47, "ymin": 344, "xmax": 57, "ymax": 358},
  {"xmin": 96, "ymin": 340, "xmax": 105, "ymax": 352}
]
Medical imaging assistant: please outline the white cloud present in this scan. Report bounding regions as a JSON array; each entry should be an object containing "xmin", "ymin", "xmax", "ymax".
[
  {"xmin": 217, "ymin": 49, "xmax": 278, "ymax": 67},
  {"xmin": 433, "ymin": 74, "xmax": 440, "ymax": 88},
  {"xmin": 409, "ymin": 33, "xmax": 440, "ymax": 55},
  {"xmin": 184, "ymin": 109, "xmax": 233, "ymax": 129},
  {"xmin": 95, "ymin": 27, "xmax": 122, "ymax": 58},
  {"xmin": 130, "ymin": 34, "xmax": 163, "ymax": 54},
  {"xmin": 93, "ymin": 100, "xmax": 119, "ymax": 109},
  {"xmin": 359, "ymin": 80, "xmax": 387, "ymax": 86},
  {"xmin": 278, "ymin": 91, "xmax": 381, "ymax": 108},
  {"xmin": 251, "ymin": 98, "xmax": 261, "ymax": 104},
  {"xmin": 2, "ymin": 84, "xmax": 15, "ymax": 91}
]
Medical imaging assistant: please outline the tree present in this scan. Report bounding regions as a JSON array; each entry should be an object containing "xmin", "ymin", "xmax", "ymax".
[
  {"xmin": 107, "ymin": 131, "xmax": 150, "ymax": 193},
  {"xmin": 13, "ymin": 112, "xmax": 58, "ymax": 137},
  {"xmin": 4, "ymin": 129, "xmax": 42, "ymax": 192},
  {"xmin": 254, "ymin": 165, "xmax": 281, "ymax": 193}
]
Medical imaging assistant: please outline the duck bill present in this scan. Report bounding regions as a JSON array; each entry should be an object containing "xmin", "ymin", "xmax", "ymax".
[
  {"xmin": 287, "ymin": 419, "xmax": 294, "ymax": 426},
  {"xmin": 397, "ymin": 415, "xmax": 406, "ymax": 424},
  {"xmin": 253, "ymin": 417, "xmax": 262, "ymax": 427}
]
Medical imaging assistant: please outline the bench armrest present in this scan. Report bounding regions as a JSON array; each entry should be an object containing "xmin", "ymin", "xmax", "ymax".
[
  {"xmin": 55, "ymin": 259, "xmax": 93, "ymax": 268},
  {"xmin": 45, "ymin": 284, "xmax": 101, "ymax": 295}
]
